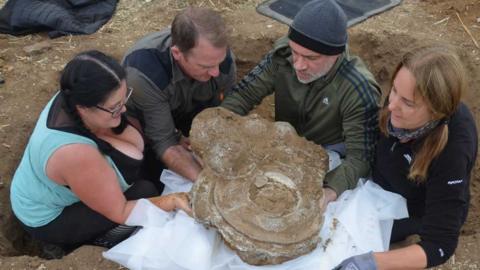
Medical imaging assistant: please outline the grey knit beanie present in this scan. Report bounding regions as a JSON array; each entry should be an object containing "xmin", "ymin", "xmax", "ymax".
[{"xmin": 288, "ymin": 0, "xmax": 347, "ymax": 55}]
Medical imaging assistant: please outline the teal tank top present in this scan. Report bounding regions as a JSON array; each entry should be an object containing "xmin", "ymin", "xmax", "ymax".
[{"xmin": 10, "ymin": 94, "xmax": 130, "ymax": 227}]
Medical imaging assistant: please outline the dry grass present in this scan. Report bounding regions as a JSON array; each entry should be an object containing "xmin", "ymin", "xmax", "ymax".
[
  {"xmin": 0, "ymin": 0, "xmax": 265, "ymax": 75},
  {"xmin": 0, "ymin": 0, "xmax": 262, "ymax": 11}
]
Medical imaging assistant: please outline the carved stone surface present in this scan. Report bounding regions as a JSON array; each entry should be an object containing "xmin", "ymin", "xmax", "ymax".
[{"xmin": 190, "ymin": 107, "xmax": 328, "ymax": 265}]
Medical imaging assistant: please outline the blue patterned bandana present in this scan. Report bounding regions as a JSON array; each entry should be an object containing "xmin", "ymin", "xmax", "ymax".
[{"xmin": 387, "ymin": 115, "xmax": 441, "ymax": 142}]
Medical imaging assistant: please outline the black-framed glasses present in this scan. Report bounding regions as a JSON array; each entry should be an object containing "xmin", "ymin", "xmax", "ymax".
[{"xmin": 95, "ymin": 87, "xmax": 133, "ymax": 118}]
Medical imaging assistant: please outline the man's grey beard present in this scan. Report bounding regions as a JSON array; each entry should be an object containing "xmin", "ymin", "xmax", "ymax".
[
  {"xmin": 296, "ymin": 60, "xmax": 335, "ymax": 84},
  {"xmin": 297, "ymin": 70, "xmax": 328, "ymax": 84}
]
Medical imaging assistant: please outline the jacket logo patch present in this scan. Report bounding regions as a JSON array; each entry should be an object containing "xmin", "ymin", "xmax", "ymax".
[
  {"xmin": 322, "ymin": 97, "xmax": 329, "ymax": 105},
  {"xmin": 447, "ymin": 179, "xmax": 463, "ymax": 185},
  {"xmin": 403, "ymin": 154, "xmax": 412, "ymax": 164},
  {"xmin": 438, "ymin": 248, "xmax": 445, "ymax": 257}
]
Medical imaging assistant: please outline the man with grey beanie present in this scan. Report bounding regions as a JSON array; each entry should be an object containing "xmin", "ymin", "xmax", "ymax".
[{"xmin": 222, "ymin": 0, "xmax": 380, "ymax": 218}]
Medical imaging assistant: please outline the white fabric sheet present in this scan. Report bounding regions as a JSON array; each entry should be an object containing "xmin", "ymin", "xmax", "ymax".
[{"xmin": 104, "ymin": 170, "xmax": 408, "ymax": 270}]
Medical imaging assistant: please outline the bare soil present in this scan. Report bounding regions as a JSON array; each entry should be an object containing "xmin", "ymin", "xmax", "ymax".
[{"xmin": 0, "ymin": 0, "xmax": 479, "ymax": 269}]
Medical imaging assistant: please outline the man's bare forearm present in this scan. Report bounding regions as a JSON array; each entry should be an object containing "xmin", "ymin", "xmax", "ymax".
[{"xmin": 162, "ymin": 144, "xmax": 202, "ymax": 181}]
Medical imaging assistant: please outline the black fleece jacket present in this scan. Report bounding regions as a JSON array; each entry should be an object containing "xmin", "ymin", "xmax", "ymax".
[{"xmin": 373, "ymin": 103, "xmax": 478, "ymax": 267}]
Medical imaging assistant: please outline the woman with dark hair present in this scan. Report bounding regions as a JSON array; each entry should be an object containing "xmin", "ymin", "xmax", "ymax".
[
  {"xmin": 10, "ymin": 50, "xmax": 190, "ymax": 255},
  {"xmin": 335, "ymin": 45, "xmax": 478, "ymax": 269}
]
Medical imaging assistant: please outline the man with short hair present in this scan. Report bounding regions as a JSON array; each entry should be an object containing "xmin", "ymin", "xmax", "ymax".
[
  {"xmin": 222, "ymin": 0, "xmax": 380, "ymax": 206},
  {"xmin": 123, "ymin": 7, "xmax": 236, "ymax": 186}
]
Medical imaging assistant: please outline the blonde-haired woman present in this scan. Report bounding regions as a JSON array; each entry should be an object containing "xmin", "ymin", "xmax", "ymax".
[{"xmin": 334, "ymin": 45, "xmax": 478, "ymax": 269}]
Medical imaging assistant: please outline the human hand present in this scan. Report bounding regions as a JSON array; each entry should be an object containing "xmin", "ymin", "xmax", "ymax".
[
  {"xmin": 171, "ymin": 192, "xmax": 192, "ymax": 216},
  {"xmin": 332, "ymin": 252, "xmax": 377, "ymax": 270},
  {"xmin": 149, "ymin": 192, "xmax": 192, "ymax": 216},
  {"xmin": 179, "ymin": 135, "xmax": 204, "ymax": 169},
  {"xmin": 179, "ymin": 135, "xmax": 192, "ymax": 151},
  {"xmin": 320, "ymin": 187, "xmax": 337, "ymax": 212},
  {"xmin": 192, "ymin": 152, "xmax": 204, "ymax": 168}
]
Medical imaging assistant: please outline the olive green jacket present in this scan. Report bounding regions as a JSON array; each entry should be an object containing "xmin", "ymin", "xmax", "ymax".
[{"xmin": 222, "ymin": 37, "xmax": 380, "ymax": 195}]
